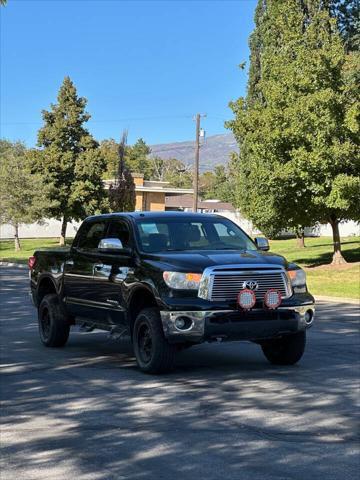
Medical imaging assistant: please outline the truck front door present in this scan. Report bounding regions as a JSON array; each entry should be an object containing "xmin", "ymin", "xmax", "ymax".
[{"xmin": 91, "ymin": 218, "xmax": 134, "ymax": 332}]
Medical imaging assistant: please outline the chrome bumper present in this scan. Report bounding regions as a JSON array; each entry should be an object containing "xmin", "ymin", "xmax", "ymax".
[{"xmin": 160, "ymin": 304, "xmax": 315, "ymax": 343}]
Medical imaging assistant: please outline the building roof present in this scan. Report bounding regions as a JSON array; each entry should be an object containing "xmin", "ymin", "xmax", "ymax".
[
  {"xmin": 165, "ymin": 194, "xmax": 235, "ymax": 211},
  {"xmin": 103, "ymin": 179, "xmax": 193, "ymax": 195}
]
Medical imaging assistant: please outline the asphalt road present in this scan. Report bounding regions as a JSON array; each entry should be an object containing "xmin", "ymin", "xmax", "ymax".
[{"xmin": 0, "ymin": 266, "xmax": 359, "ymax": 480}]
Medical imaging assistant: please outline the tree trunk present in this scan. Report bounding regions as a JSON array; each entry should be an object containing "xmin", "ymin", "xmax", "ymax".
[
  {"xmin": 330, "ymin": 218, "xmax": 346, "ymax": 265},
  {"xmin": 14, "ymin": 224, "xmax": 21, "ymax": 252},
  {"xmin": 59, "ymin": 216, "xmax": 67, "ymax": 246},
  {"xmin": 295, "ymin": 227, "xmax": 305, "ymax": 248}
]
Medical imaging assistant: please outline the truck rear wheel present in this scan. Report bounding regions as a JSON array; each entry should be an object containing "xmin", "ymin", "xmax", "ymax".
[
  {"xmin": 261, "ymin": 331, "xmax": 306, "ymax": 365},
  {"xmin": 133, "ymin": 308, "xmax": 176, "ymax": 374},
  {"xmin": 38, "ymin": 294, "xmax": 70, "ymax": 347}
]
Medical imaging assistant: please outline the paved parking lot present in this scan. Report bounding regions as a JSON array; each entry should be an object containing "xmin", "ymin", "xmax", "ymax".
[{"xmin": 0, "ymin": 266, "xmax": 359, "ymax": 480}]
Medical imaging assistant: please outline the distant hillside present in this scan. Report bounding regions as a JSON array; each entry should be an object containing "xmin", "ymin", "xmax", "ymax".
[{"xmin": 150, "ymin": 133, "xmax": 238, "ymax": 172}]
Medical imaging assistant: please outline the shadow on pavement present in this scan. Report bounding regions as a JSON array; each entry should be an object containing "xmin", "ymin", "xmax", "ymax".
[{"xmin": 1, "ymin": 267, "xmax": 359, "ymax": 480}]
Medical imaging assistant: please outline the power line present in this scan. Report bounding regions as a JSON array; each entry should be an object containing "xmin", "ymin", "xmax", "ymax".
[
  {"xmin": 0, "ymin": 113, "xmax": 194, "ymax": 126},
  {"xmin": 1, "ymin": 113, "xmax": 228, "ymax": 126}
]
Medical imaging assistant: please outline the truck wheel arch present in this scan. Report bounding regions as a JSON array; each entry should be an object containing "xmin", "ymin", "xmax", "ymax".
[
  {"xmin": 128, "ymin": 287, "xmax": 159, "ymax": 336},
  {"xmin": 37, "ymin": 276, "xmax": 57, "ymax": 307}
]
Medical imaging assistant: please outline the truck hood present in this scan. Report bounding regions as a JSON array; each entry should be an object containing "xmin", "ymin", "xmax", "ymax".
[{"xmin": 143, "ymin": 249, "xmax": 289, "ymax": 272}]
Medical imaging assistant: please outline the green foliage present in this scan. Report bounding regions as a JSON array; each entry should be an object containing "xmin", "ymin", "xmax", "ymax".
[
  {"xmin": 100, "ymin": 136, "xmax": 193, "ymax": 188},
  {"xmin": 34, "ymin": 77, "xmax": 108, "ymax": 242},
  {"xmin": 0, "ymin": 140, "xmax": 52, "ymax": 250},
  {"xmin": 108, "ymin": 132, "xmax": 136, "ymax": 212},
  {"xmin": 126, "ymin": 138, "xmax": 152, "ymax": 178},
  {"xmin": 227, "ymin": 0, "xmax": 360, "ymax": 253},
  {"xmin": 200, "ymin": 165, "xmax": 233, "ymax": 202},
  {"xmin": 99, "ymin": 139, "xmax": 119, "ymax": 179},
  {"xmin": 101, "ymin": 137, "xmax": 154, "ymax": 180}
]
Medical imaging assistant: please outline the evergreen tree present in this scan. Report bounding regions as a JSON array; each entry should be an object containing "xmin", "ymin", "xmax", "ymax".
[
  {"xmin": 227, "ymin": 0, "xmax": 359, "ymax": 262},
  {"xmin": 126, "ymin": 138, "xmax": 153, "ymax": 178},
  {"xmin": 35, "ymin": 77, "xmax": 108, "ymax": 245},
  {"xmin": 108, "ymin": 132, "xmax": 136, "ymax": 212},
  {"xmin": 0, "ymin": 140, "xmax": 51, "ymax": 251}
]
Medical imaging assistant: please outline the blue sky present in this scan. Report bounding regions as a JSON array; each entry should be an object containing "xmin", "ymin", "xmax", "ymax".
[{"xmin": 0, "ymin": 0, "xmax": 256, "ymax": 146}]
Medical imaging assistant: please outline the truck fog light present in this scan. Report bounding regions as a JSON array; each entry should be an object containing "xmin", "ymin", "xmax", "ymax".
[
  {"xmin": 237, "ymin": 289, "xmax": 256, "ymax": 310},
  {"xmin": 174, "ymin": 316, "xmax": 193, "ymax": 330},
  {"xmin": 305, "ymin": 310, "xmax": 313, "ymax": 324},
  {"xmin": 264, "ymin": 289, "xmax": 282, "ymax": 309}
]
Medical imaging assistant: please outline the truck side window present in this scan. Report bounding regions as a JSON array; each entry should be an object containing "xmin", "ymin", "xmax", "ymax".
[
  {"xmin": 76, "ymin": 221, "xmax": 108, "ymax": 251},
  {"xmin": 107, "ymin": 220, "xmax": 131, "ymax": 248}
]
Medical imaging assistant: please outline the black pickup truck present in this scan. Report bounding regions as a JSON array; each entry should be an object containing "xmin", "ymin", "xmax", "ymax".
[{"xmin": 29, "ymin": 212, "xmax": 315, "ymax": 373}]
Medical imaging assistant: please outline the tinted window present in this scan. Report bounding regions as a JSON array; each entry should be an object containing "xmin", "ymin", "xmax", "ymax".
[
  {"xmin": 107, "ymin": 220, "xmax": 131, "ymax": 248},
  {"xmin": 135, "ymin": 218, "xmax": 256, "ymax": 253},
  {"xmin": 137, "ymin": 222, "xmax": 170, "ymax": 252},
  {"xmin": 76, "ymin": 221, "xmax": 108, "ymax": 250}
]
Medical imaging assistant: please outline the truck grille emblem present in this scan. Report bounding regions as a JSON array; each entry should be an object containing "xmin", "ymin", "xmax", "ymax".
[{"xmin": 242, "ymin": 280, "xmax": 259, "ymax": 291}]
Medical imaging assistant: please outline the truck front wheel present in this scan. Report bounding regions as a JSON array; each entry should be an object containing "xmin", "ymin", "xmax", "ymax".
[
  {"xmin": 38, "ymin": 294, "xmax": 70, "ymax": 347},
  {"xmin": 133, "ymin": 308, "xmax": 176, "ymax": 374},
  {"xmin": 261, "ymin": 331, "xmax": 306, "ymax": 365}
]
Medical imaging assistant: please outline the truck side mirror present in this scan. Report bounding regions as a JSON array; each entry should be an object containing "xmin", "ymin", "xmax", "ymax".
[
  {"xmin": 98, "ymin": 238, "xmax": 131, "ymax": 254},
  {"xmin": 255, "ymin": 237, "xmax": 270, "ymax": 251}
]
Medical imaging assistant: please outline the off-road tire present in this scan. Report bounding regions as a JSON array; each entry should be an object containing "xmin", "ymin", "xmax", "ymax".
[
  {"xmin": 38, "ymin": 294, "xmax": 70, "ymax": 347},
  {"xmin": 133, "ymin": 307, "xmax": 176, "ymax": 374},
  {"xmin": 261, "ymin": 331, "xmax": 306, "ymax": 365}
]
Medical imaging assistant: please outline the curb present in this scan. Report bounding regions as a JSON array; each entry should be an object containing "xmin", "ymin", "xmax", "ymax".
[
  {"xmin": 0, "ymin": 261, "xmax": 28, "ymax": 270},
  {"xmin": 315, "ymin": 295, "xmax": 359, "ymax": 305}
]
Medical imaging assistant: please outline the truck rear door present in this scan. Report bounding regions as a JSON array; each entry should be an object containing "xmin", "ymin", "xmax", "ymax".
[{"xmin": 63, "ymin": 218, "xmax": 111, "ymax": 327}]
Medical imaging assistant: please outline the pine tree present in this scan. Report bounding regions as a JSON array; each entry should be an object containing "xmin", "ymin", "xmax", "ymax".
[
  {"xmin": 126, "ymin": 138, "xmax": 153, "ymax": 179},
  {"xmin": 35, "ymin": 77, "xmax": 108, "ymax": 245}
]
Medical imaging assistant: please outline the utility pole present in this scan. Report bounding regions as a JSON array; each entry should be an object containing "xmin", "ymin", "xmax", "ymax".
[{"xmin": 193, "ymin": 113, "xmax": 206, "ymax": 212}]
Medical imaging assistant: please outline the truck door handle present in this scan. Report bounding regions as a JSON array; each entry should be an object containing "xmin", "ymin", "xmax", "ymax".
[
  {"xmin": 65, "ymin": 259, "xmax": 74, "ymax": 267},
  {"xmin": 93, "ymin": 264, "xmax": 112, "ymax": 275}
]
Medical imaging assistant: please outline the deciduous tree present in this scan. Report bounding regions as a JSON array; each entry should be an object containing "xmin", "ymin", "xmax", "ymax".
[
  {"xmin": 0, "ymin": 140, "xmax": 51, "ymax": 251},
  {"xmin": 227, "ymin": 0, "xmax": 359, "ymax": 262}
]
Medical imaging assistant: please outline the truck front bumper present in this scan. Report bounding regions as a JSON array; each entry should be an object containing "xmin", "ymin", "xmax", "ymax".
[{"xmin": 160, "ymin": 304, "xmax": 315, "ymax": 344}]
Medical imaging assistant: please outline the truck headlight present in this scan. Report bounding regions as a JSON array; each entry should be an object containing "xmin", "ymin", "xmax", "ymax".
[
  {"xmin": 287, "ymin": 268, "xmax": 306, "ymax": 287},
  {"xmin": 163, "ymin": 272, "xmax": 202, "ymax": 290}
]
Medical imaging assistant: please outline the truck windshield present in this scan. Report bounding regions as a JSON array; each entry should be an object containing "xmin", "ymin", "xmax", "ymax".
[{"xmin": 135, "ymin": 218, "xmax": 257, "ymax": 253}]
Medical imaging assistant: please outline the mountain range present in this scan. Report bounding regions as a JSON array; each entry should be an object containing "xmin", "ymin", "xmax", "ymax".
[{"xmin": 150, "ymin": 133, "xmax": 238, "ymax": 172}]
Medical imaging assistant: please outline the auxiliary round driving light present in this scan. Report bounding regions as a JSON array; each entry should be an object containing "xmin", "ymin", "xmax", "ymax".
[
  {"xmin": 264, "ymin": 289, "xmax": 282, "ymax": 309},
  {"xmin": 237, "ymin": 289, "xmax": 256, "ymax": 310}
]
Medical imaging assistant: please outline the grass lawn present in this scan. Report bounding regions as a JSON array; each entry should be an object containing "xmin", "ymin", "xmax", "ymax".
[
  {"xmin": 270, "ymin": 236, "xmax": 360, "ymax": 299},
  {"xmin": 1, "ymin": 235, "xmax": 359, "ymax": 299},
  {"xmin": 0, "ymin": 238, "xmax": 74, "ymax": 264}
]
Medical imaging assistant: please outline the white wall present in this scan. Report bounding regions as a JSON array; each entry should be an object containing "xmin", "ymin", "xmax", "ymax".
[
  {"xmin": 317, "ymin": 221, "xmax": 359, "ymax": 237},
  {"xmin": 215, "ymin": 211, "xmax": 262, "ymax": 236},
  {"xmin": 217, "ymin": 213, "xmax": 359, "ymax": 238},
  {"xmin": 0, "ymin": 219, "xmax": 81, "ymax": 239}
]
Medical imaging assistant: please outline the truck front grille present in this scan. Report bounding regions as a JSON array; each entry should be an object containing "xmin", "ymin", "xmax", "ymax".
[{"xmin": 209, "ymin": 271, "xmax": 290, "ymax": 301}]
